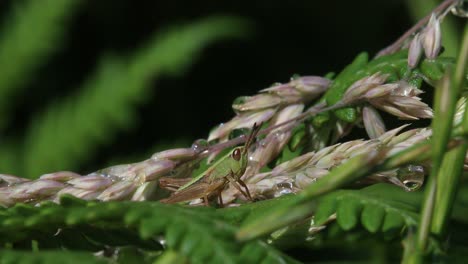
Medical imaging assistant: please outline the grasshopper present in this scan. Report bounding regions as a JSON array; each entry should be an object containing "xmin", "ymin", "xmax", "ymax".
[{"xmin": 159, "ymin": 123, "xmax": 261, "ymax": 206}]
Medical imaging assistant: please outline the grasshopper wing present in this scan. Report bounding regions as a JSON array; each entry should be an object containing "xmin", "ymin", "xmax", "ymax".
[{"xmin": 160, "ymin": 180, "xmax": 225, "ymax": 204}]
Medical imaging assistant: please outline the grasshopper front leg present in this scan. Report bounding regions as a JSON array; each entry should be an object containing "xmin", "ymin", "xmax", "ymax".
[
  {"xmin": 236, "ymin": 178, "xmax": 252, "ymax": 200},
  {"xmin": 227, "ymin": 173, "xmax": 252, "ymax": 201}
]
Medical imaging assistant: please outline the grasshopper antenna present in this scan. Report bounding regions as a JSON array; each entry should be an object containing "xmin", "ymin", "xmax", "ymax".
[{"xmin": 243, "ymin": 122, "xmax": 261, "ymax": 154}]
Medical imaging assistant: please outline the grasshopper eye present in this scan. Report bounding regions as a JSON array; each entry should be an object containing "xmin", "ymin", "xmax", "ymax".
[{"xmin": 232, "ymin": 148, "xmax": 241, "ymax": 161}]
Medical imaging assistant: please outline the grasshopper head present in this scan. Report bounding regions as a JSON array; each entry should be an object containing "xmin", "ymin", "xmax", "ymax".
[
  {"xmin": 231, "ymin": 147, "xmax": 248, "ymax": 174},
  {"xmin": 230, "ymin": 123, "xmax": 261, "ymax": 176}
]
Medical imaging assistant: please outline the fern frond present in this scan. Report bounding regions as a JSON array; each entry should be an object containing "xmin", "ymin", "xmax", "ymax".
[
  {"xmin": 19, "ymin": 16, "xmax": 249, "ymax": 178},
  {"xmin": 314, "ymin": 184, "xmax": 421, "ymax": 234},
  {"xmin": 240, "ymin": 240, "xmax": 302, "ymax": 264},
  {"xmin": 0, "ymin": 0, "xmax": 80, "ymax": 126},
  {"xmin": 0, "ymin": 142, "xmax": 19, "ymax": 174},
  {"xmin": 0, "ymin": 250, "xmax": 106, "ymax": 264},
  {"xmin": 0, "ymin": 197, "xmax": 297, "ymax": 263}
]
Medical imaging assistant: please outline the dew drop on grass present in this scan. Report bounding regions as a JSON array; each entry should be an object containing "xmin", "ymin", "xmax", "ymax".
[
  {"xmin": 232, "ymin": 96, "xmax": 248, "ymax": 106},
  {"xmin": 191, "ymin": 139, "xmax": 208, "ymax": 152},
  {"xmin": 274, "ymin": 182, "xmax": 293, "ymax": 197},
  {"xmin": 397, "ymin": 164, "xmax": 425, "ymax": 191},
  {"xmin": 290, "ymin": 73, "xmax": 301, "ymax": 81},
  {"xmin": 229, "ymin": 127, "xmax": 250, "ymax": 140}
]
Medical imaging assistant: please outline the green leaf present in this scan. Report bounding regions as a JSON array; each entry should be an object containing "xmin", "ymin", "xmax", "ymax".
[
  {"xmin": 0, "ymin": 250, "xmax": 106, "ymax": 264},
  {"xmin": 154, "ymin": 250, "xmax": 187, "ymax": 264},
  {"xmin": 337, "ymin": 198, "xmax": 362, "ymax": 231},
  {"xmin": 382, "ymin": 211, "xmax": 406, "ymax": 233},
  {"xmin": 0, "ymin": 200, "xmax": 298, "ymax": 263},
  {"xmin": 314, "ymin": 196, "xmax": 337, "ymax": 225},
  {"xmin": 139, "ymin": 216, "xmax": 167, "ymax": 240},
  {"xmin": 310, "ymin": 184, "xmax": 421, "ymax": 238},
  {"xmin": 361, "ymin": 204, "xmax": 385, "ymax": 233},
  {"xmin": 166, "ymin": 219, "xmax": 187, "ymax": 249}
]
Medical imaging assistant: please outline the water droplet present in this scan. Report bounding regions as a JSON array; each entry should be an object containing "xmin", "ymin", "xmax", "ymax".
[
  {"xmin": 290, "ymin": 73, "xmax": 301, "ymax": 81},
  {"xmin": 274, "ymin": 131, "xmax": 283, "ymax": 139},
  {"xmin": 397, "ymin": 164, "xmax": 425, "ymax": 191},
  {"xmin": 191, "ymin": 139, "xmax": 208, "ymax": 152},
  {"xmin": 92, "ymin": 172, "xmax": 119, "ymax": 182},
  {"xmin": 407, "ymin": 165, "xmax": 424, "ymax": 174},
  {"xmin": 277, "ymin": 182, "xmax": 292, "ymax": 189},
  {"xmin": 403, "ymin": 181, "xmax": 419, "ymax": 190},
  {"xmin": 233, "ymin": 96, "xmax": 248, "ymax": 106},
  {"xmin": 274, "ymin": 182, "xmax": 293, "ymax": 197},
  {"xmin": 229, "ymin": 128, "xmax": 250, "ymax": 140},
  {"xmin": 248, "ymin": 155, "xmax": 257, "ymax": 162},
  {"xmin": 156, "ymin": 235, "xmax": 167, "ymax": 248}
]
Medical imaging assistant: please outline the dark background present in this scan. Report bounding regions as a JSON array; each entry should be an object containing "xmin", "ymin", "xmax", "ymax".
[{"xmin": 0, "ymin": 0, "xmax": 414, "ymax": 173}]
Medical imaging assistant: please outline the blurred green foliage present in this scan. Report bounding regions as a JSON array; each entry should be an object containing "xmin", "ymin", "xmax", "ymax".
[
  {"xmin": 0, "ymin": 0, "xmax": 248, "ymax": 178},
  {"xmin": 0, "ymin": 0, "xmax": 80, "ymax": 127}
]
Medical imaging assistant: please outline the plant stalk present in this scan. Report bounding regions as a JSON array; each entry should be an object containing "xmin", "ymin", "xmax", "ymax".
[
  {"xmin": 431, "ymin": 21, "xmax": 468, "ymax": 236},
  {"xmin": 406, "ymin": 21, "xmax": 468, "ymax": 264}
]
